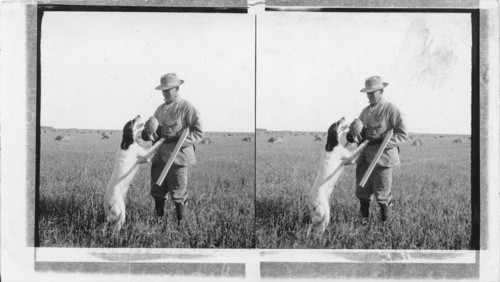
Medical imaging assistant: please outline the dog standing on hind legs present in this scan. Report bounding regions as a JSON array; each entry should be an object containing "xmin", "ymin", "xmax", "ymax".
[
  {"xmin": 307, "ymin": 117, "xmax": 368, "ymax": 236},
  {"xmin": 103, "ymin": 115, "xmax": 163, "ymax": 234}
]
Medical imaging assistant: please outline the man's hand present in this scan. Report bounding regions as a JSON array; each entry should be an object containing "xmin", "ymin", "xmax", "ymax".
[
  {"xmin": 367, "ymin": 136, "xmax": 384, "ymax": 145},
  {"xmin": 346, "ymin": 158, "xmax": 358, "ymax": 165},
  {"xmin": 165, "ymin": 131, "xmax": 181, "ymax": 143},
  {"xmin": 138, "ymin": 156, "xmax": 152, "ymax": 164},
  {"xmin": 367, "ymin": 131, "xmax": 388, "ymax": 145},
  {"xmin": 346, "ymin": 132, "xmax": 356, "ymax": 143},
  {"xmin": 151, "ymin": 125, "xmax": 162, "ymax": 145}
]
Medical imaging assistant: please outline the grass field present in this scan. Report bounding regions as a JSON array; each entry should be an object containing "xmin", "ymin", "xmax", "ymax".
[
  {"xmin": 256, "ymin": 132, "xmax": 471, "ymax": 249},
  {"xmin": 39, "ymin": 130, "xmax": 255, "ymax": 248},
  {"xmin": 39, "ymin": 128, "xmax": 471, "ymax": 249}
]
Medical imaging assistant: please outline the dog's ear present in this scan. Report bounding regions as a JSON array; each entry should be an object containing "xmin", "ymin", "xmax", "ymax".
[
  {"xmin": 325, "ymin": 123, "xmax": 339, "ymax": 152},
  {"xmin": 121, "ymin": 120, "xmax": 135, "ymax": 150},
  {"xmin": 325, "ymin": 131, "xmax": 339, "ymax": 152}
]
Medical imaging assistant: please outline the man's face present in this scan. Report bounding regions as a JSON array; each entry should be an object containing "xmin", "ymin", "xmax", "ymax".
[
  {"xmin": 162, "ymin": 87, "xmax": 178, "ymax": 103},
  {"xmin": 366, "ymin": 90, "xmax": 382, "ymax": 106}
]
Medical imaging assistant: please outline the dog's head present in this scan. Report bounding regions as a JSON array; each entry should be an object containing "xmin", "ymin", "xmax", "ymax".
[
  {"xmin": 325, "ymin": 117, "xmax": 349, "ymax": 152},
  {"xmin": 141, "ymin": 116, "xmax": 160, "ymax": 142},
  {"xmin": 120, "ymin": 115, "xmax": 145, "ymax": 150}
]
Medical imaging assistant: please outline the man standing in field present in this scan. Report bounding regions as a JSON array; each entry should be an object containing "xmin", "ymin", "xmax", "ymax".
[
  {"xmin": 347, "ymin": 75, "xmax": 407, "ymax": 224},
  {"xmin": 151, "ymin": 73, "xmax": 203, "ymax": 225}
]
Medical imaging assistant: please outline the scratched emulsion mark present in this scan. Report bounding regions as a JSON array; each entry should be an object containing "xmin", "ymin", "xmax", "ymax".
[
  {"xmin": 392, "ymin": 18, "xmax": 457, "ymax": 90},
  {"xmin": 336, "ymin": 250, "xmax": 467, "ymax": 263},
  {"xmin": 92, "ymin": 252, "xmax": 212, "ymax": 262}
]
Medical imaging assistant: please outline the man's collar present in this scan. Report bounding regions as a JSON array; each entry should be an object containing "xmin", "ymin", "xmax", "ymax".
[
  {"xmin": 165, "ymin": 95, "xmax": 181, "ymax": 106},
  {"xmin": 370, "ymin": 96, "xmax": 385, "ymax": 108}
]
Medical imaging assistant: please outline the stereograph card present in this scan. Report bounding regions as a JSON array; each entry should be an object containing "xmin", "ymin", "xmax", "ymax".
[{"xmin": 0, "ymin": 0, "xmax": 498, "ymax": 281}]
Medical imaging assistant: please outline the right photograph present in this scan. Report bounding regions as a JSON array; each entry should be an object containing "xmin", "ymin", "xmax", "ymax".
[{"xmin": 256, "ymin": 12, "xmax": 473, "ymax": 249}]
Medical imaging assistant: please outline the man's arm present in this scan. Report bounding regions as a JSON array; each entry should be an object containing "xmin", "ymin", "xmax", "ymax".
[
  {"xmin": 385, "ymin": 107, "xmax": 407, "ymax": 149},
  {"xmin": 151, "ymin": 106, "xmax": 162, "ymax": 145},
  {"xmin": 181, "ymin": 104, "xmax": 203, "ymax": 147},
  {"xmin": 349, "ymin": 107, "xmax": 406, "ymax": 148}
]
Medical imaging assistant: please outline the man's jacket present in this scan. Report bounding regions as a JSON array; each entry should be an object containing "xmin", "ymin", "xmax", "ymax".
[
  {"xmin": 358, "ymin": 97, "xmax": 407, "ymax": 167},
  {"xmin": 153, "ymin": 95, "xmax": 203, "ymax": 166}
]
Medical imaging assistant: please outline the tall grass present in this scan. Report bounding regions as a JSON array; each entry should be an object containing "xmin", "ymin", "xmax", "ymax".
[
  {"xmin": 40, "ymin": 130, "xmax": 471, "ymax": 249},
  {"xmin": 39, "ymin": 131, "xmax": 255, "ymax": 248},
  {"xmin": 256, "ymin": 134, "xmax": 471, "ymax": 249}
]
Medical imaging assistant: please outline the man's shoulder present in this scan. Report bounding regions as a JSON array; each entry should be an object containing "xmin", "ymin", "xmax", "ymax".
[
  {"xmin": 154, "ymin": 103, "xmax": 166, "ymax": 115},
  {"xmin": 177, "ymin": 98, "xmax": 198, "ymax": 111},
  {"xmin": 360, "ymin": 104, "xmax": 371, "ymax": 114},
  {"xmin": 382, "ymin": 99, "xmax": 396, "ymax": 107},
  {"xmin": 178, "ymin": 98, "xmax": 192, "ymax": 106},
  {"xmin": 155, "ymin": 103, "xmax": 166, "ymax": 110},
  {"xmin": 361, "ymin": 104, "xmax": 371, "ymax": 111},
  {"xmin": 382, "ymin": 100, "xmax": 402, "ymax": 113}
]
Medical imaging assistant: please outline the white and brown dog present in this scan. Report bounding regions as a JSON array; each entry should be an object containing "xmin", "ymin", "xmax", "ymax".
[
  {"xmin": 103, "ymin": 115, "xmax": 163, "ymax": 234},
  {"xmin": 307, "ymin": 117, "xmax": 368, "ymax": 235}
]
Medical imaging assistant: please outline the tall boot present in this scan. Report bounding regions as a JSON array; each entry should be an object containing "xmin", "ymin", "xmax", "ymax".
[
  {"xmin": 154, "ymin": 198, "xmax": 165, "ymax": 219},
  {"xmin": 379, "ymin": 202, "xmax": 393, "ymax": 222},
  {"xmin": 360, "ymin": 201, "xmax": 370, "ymax": 218},
  {"xmin": 360, "ymin": 201, "xmax": 370, "ymax": 226},
  {"xmin": 174, "ymin": 201, "xmax": 187, "ymax": 225}
]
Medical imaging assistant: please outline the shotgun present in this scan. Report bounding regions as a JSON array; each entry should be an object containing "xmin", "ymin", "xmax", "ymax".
[
  {"xmin": 358, "ymin": 130, "xmax": 393, "ymax": 187},
  {"xmin": 153, "ymin": 128, "xmax": 190, "ymax": 188},
  {"xmin": 143, "ymin": 138, "xmax": 165, "ymax": 160},
  {"xmin": 344, "ymin": 139, "xmax": 370, "ymax": 164}
]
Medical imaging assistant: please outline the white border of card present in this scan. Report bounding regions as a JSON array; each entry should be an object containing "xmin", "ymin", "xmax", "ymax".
[{"xmin": 1, "ymin": 0, "xmax": 498, "ymax": 281}]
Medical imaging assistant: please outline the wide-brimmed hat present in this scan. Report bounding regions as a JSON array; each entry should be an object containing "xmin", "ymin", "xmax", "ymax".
[
  {"xmin": 360, "ymin": 76, "xmax": 388, "ymax": 93},
  {"xmin": 155, "ymin": 73, "xmax": 184, "ymax": 90}
]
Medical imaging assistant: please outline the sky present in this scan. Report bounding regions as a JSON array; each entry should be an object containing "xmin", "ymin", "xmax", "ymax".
[
  {"xmin": 41, "ymin": 12, "xmax": 255, "ymax": 132},
  {"xmin": 257, "ymin": 12, "xmax": 472, "ymax": 134},
  {"xmin": 41, "ymin": 12, "xmax": 472, "ymax": 134}
]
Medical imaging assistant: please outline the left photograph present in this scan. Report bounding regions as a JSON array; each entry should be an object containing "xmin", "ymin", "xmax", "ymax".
[{"xmin": 38, "ymin": 12, "xmax": 255, "ymax": 248}]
